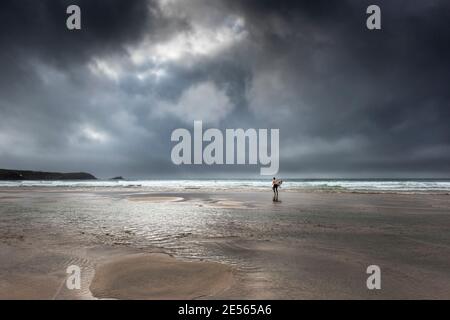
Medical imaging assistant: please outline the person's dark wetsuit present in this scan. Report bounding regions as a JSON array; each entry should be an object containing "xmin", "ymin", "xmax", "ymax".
[{"xmin": 273, "ymin": 183, "xmax": 279, "ymax": 193}]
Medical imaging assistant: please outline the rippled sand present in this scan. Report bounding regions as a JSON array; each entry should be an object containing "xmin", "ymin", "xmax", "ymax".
[{"xmin": 1, "ymin": 187, "xmax": 450, "ymax": 299}]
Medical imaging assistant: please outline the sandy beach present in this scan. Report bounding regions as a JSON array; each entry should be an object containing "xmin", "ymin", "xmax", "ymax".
[{"xmin": 1, "ymin": 187, "xmax": 450, "ymax": 299}]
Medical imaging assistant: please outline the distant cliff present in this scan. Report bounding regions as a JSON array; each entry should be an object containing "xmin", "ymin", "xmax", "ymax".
[{"xmin": 0, "ymin": 169, "xmax": 97, "ymax": 181}]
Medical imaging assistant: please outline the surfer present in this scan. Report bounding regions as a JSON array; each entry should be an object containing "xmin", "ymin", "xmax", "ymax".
[{"xmin": 272, "ymin": 177, "xmax": 282, "ymax": 201}]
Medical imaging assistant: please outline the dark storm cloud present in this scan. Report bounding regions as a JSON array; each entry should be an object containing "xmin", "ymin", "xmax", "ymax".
[
  {"xmin": 222, "ymin": 0, "xmax": 450, "ymax": 176},
  {"xmin": 0, "ymin": 0, "xmax": 174, "ymax": 66},
  {"xmin": 0, "ymin": 0, "xmax": 449, "ymax": 178},
  {"xmin": 0, "ymin": 0, "xmax": 185, "ymax": 177}
]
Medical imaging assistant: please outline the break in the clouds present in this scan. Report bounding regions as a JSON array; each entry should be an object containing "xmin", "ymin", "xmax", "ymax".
[{"xmin": 0, "ymin": 0, "xmax": 449, "ymax": 178}]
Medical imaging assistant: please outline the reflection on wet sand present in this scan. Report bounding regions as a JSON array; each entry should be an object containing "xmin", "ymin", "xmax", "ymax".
[{"xmin": 127, "ymin": 195, "xmax": 185, "ymax": 203}]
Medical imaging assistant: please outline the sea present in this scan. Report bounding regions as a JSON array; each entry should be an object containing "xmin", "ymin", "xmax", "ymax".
[{"xmin": 1, "ymin": 179, "xmax": 450, "ymax": 193}]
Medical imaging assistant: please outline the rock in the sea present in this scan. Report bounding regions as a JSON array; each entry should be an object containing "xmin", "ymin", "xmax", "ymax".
[
  {"xmin": 111, "ymin": 176, "xmax": 124, "ymax": 180},
  {"xmin": 0, "ymin": 169, "xmax": 97, "ymax": 180}
]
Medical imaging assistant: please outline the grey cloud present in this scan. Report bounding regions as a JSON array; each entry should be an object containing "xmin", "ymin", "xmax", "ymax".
[{"xmin": 0, "ymin": 0, "xmax": 450, "ymax": 178}]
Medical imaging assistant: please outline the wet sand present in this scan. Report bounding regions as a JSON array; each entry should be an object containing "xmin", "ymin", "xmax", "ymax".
[
  {"xmin": 90, "ymin": 253, "xmax": 233, "ymax": 300},
  {"xmin": 0, "ymin": 188, "xmax": 450, "ymax": 299}
]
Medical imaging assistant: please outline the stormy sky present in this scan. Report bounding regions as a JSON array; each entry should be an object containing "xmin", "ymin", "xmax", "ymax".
[{"xmin": 1, "ymin": 0, "xmax": 449, "ymax": 178}]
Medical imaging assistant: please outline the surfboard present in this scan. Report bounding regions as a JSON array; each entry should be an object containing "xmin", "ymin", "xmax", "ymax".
[{"xmin": 275, "ymin": 179, "xmax": 283, "ymax": 185}]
